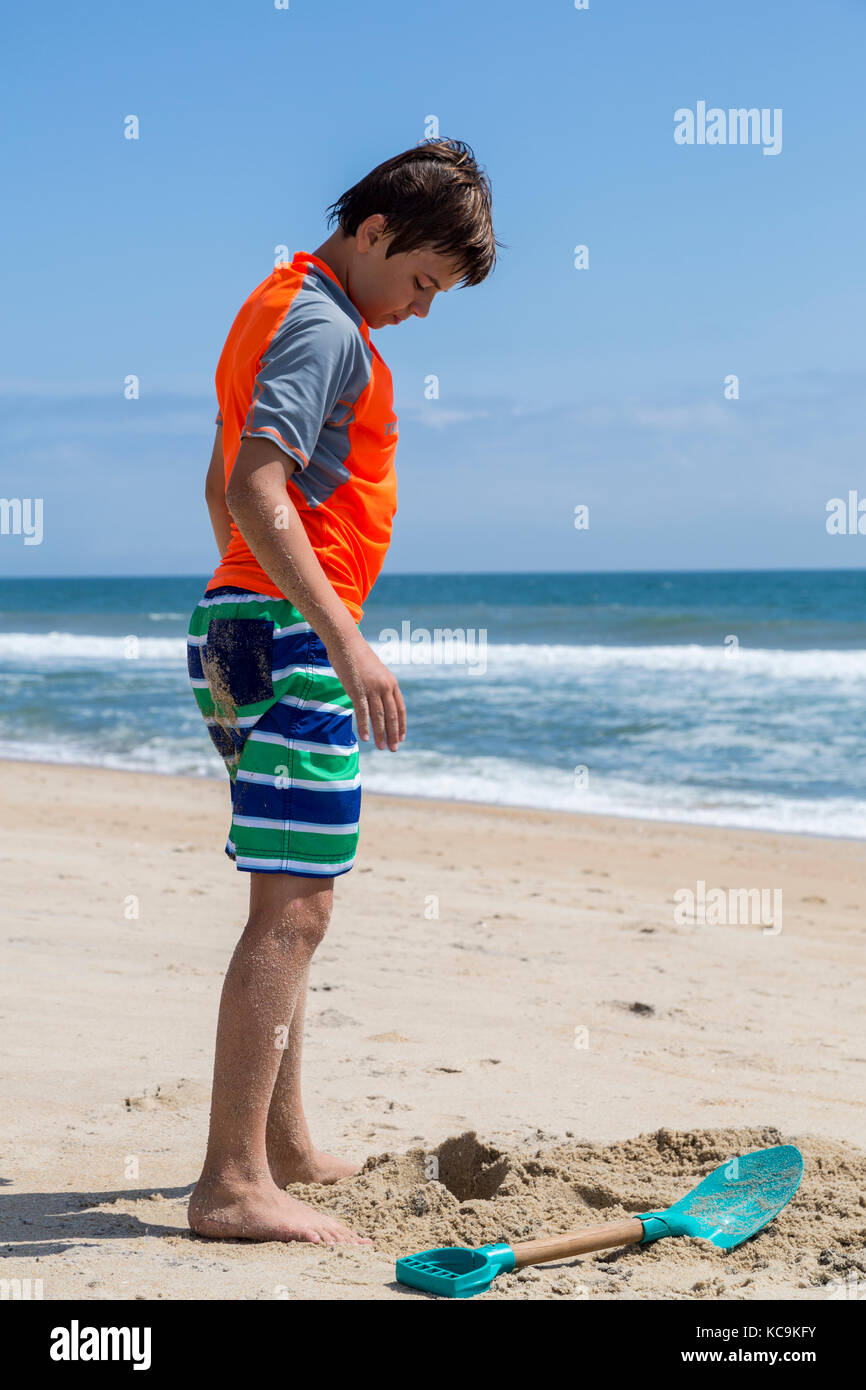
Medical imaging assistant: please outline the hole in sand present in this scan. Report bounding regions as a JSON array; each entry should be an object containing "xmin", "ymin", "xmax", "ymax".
[{"xmin": 434, "ymin": 1133, "xmax": 512, "ymax": 1201}]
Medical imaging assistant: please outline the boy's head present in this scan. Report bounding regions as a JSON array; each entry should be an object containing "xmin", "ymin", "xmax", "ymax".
[{"xmin": 323, "ymin": 139, "xmax": 499, "ymax": 329}]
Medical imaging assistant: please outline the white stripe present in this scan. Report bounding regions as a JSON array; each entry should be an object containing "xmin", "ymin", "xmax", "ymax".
[
  {"xmin": 248, "ymin": 731, "xmax": 358, "ymax": 756},
  {"xmin": 190, "ymin": 619, "xmax": 310, "ymax": 646},
  {"xmin": 273, "ymin": 661, "xmax": 337, "ymax": 681},
  {"xmin": 236, "ymin": 770, "xmax": 361, "ymax": 792},
  {"xmin": 234, "ymin": 853, "xmax": 355, "ymax": 875},
  {"xmin": 198, "ymin": 591, "xmax": 309, "ymax": 619},
  {"xmin": 205, "ymin": 713, "xmax": 261, "ymax": 729},
  {"xmin": 232, "ymin": 815, "xmax": 359, "ymax": 834},
  {"xmin": 278, "ymin": 694, "xmax": 352, "ymax": 717},
  {"xmin": 199, "ymin": 701, "xmax": 350, "ymax": 726}
]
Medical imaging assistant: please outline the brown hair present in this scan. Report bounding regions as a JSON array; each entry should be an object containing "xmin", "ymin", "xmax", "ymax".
[{"xmin": 326, "ymin": 138, "xmax": 499, "ymax": 287}]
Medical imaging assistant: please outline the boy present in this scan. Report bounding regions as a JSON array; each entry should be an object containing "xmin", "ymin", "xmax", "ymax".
[{"xmin": 186, "ymin": 139, "xmax": 497, "ymax": 1243}]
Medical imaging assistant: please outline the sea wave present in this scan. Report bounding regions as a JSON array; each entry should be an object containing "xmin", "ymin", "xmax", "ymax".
[
  {"xmin": 0, "ymin": 632, "xmax": 183, "ymax": 662},
  {"xmin": 358, "ymin": 750, "xmax": 866, "ymax": 838},
  {"xmin": 1, "ymin": 630, "xmax": 864, "ymax": 682},
  {"xmin": 371, "ymin": 641, "xmax": 866, "ymax": 681},
  {"xmin": 0, "ymin": 739, "xmax": 861, "ymax": 838}
]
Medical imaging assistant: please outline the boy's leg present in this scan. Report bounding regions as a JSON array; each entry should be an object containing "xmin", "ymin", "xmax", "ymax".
[
  {"xmin": 188, "ymin": 872, "xmax": 369, "ymax": 1244},
  {"xmin": 266, "ymin": 956, "xmax": 361, "ymax": 1186}
]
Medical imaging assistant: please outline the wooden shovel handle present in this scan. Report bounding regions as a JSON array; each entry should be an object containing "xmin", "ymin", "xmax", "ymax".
[{"xmin": 511, "ymin": 1217, "xmax": 645, "ymax": 1268}]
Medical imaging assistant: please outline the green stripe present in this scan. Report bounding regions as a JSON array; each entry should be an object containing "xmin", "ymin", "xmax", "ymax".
[
  {"xmin": 241, "ymin": 739, "xmax": 358, "ymax": 782},
  {"xmin": 232, "ymin": 825, "xmax": 358, "ymax": 859},
  {"xmin": 187, "ymin": 592, "xmax": 308, "ymax": 636}
]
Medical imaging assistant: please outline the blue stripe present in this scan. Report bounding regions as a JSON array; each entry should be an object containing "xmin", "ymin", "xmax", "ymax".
[
  {"xmin": 188, "ymin": 628, "xmax": 332, "ymax": 684},
  {"xmin": 230, "ymin": 779, "xmax": 361, "ymax": 825},
  {"xmin": 271, "ymin": 628, "xmax": 327, "ymax": 670},
  {"xmin": 255, "ymin": 701, "xmax": 356, "ymax": 748},
  {"xmin": 187, "ymin": 640, "xmax": 205, "ymax": 682}
]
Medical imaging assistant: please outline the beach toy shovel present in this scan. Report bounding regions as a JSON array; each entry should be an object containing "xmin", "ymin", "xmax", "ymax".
[{"xmin": 395, "ymin": 1142, "xmax": 803, "ymax": 1298}]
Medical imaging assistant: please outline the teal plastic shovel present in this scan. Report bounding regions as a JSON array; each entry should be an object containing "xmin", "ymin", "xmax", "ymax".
[{"xmin": 395, "ymin": 1143, "xmax": 803, "ymax": 1298}]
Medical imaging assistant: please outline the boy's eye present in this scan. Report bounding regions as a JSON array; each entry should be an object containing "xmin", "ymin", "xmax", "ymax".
[{"xmin": 414, "ymin": 277, "xmax": 428, "ymax": 292}]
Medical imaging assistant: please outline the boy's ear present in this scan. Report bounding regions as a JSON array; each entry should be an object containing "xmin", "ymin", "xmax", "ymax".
[{"xmin": 356, "ymin": 213, "xmax": 389, "ymax": 253}]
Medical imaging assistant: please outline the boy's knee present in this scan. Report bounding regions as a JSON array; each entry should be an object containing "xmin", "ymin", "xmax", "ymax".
[
  {"xmin": 245, "ymin": 885, "xmax": 333, "ymax": 950},
  {"xmin": 289, "ymin": 893, "xmax": 332, "ymax": 949}
]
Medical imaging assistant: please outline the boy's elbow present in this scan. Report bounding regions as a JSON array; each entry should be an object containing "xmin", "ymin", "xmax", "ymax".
[
  {"xmin": 226, "ymin": 467, "xmax": 284, "ymax": 515},
  {"xmin": 224, "ymin": 473, "xmax": 249, "ymax": 515}
]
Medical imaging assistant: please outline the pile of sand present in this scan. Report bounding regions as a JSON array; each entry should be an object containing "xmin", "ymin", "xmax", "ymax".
[{"xmin": 285, "ymin": 1126, "xmax": 866, "ymax": 1299}]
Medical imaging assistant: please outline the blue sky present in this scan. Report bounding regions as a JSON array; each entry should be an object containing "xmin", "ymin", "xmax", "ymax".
[{"xmin": 2, "ymin": 0, "xmax": 865, "ymax": 576}]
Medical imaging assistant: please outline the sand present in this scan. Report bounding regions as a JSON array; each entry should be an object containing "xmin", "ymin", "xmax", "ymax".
[
  {"xmin": 1, "ymin": 759, "xmax": 864, "ymax": 1300},
  {"xmin": 288, "ymin": 1126, "xmax": 866, "ymax": 1300}
]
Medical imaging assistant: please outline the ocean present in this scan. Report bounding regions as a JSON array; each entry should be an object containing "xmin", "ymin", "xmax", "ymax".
[{"xmin": 0, "ymin": 570, "xmax": 863, "ymax": 838}]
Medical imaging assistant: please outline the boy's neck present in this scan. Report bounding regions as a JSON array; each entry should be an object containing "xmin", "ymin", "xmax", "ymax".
[{"xmin": 311, "ymin": 231, "xmax": 352, "ymax": 294}]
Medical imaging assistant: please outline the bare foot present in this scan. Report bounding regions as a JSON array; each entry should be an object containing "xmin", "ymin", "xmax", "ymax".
[
  {"xmin": 269, "ymin": 1148, "xmax": 362, "ymax": 1187},
  {"xmin": 188, "ymin": 1174, "xmax": 370, "ymax": 1245}
]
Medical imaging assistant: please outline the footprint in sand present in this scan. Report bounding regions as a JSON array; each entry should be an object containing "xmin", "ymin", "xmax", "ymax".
[
  {"xmin": 123, "ymin": 1078, "xmax": 210, "ymax": 1111},
  {"xmin": 314, "ymin": 1008, "xmax": 360, "ymax": 1027}
]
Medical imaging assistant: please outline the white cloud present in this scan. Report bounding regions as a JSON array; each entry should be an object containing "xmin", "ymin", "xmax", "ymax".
[
  {"xmin": 400, "ymin": 405, "xmax": 491, "ymax": 429},
  {"xmin": 627, "ymin": 403, "xmax": 734, "ymax": 432}
]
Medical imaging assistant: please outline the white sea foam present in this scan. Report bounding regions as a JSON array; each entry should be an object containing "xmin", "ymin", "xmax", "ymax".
[
  {"xmin": 1, "ymin": 740, "xmax": 861, "ymax": 837},
  {"xmin": 0, "ymin": 632, "xmax": 184, "ymax": 662},
  {"xmin": 0, "ymin": 737, "xmax": 219, "ymax": 779},
  {"xmin": 1, "ymin": 630, "xmax": 863, "ymax": 683},
  {"xmin": 372, "ymin": 641, "xmax": 866, "ymax": 682},
  {"xmin": 358, "ymin": 751, "xmax": 866, "ymax": 839}
]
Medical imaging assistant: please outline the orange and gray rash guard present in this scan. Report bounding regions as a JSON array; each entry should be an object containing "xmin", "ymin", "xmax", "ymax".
[{"xmin": 207, "ymin": 251, "xmax": 399, "ymax": 621}]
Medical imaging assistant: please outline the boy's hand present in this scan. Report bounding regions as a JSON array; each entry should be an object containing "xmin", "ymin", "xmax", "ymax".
[
  {"xmin": 223, "ymin": 442, "xmax": 405, "ymax": 750},
  {"xmin": 326, "ymin": 630, "xmax": 406, "ymax": 752}
]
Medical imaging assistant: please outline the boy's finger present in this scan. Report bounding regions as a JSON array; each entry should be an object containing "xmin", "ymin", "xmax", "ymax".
[
  {"xmin": 393, "ymin": 681, "xmax": 407, "ymax": 741},
  {"xmin": 381, "ymin": 689, "xmax": 401, "ymax": 751},
  {"xmin": 354, "ymin": 693, "xmax": 370, "ymax": 742},
  {"xmin": 367, "ymin": 691, "xmax": 386, "ymax": 749}
]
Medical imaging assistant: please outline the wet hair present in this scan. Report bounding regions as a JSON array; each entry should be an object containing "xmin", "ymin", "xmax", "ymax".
[{"xmin": 326, "ymin": 138, "xmax": 499, "ymax": 287}]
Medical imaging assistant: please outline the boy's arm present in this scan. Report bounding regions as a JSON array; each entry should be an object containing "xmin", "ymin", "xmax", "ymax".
[
  {"xmin": 225, "ymin": 438, "xmax": 406, "ymax": 752},
  {"xmin": 205, "ymin": 424, "xmax": 233, "ymax": 557}
]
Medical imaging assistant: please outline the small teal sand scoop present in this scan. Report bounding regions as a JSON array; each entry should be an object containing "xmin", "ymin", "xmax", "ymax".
[{"xmin": 395, "ymin": 1143, "xmax": 803, "ymax": 1298}]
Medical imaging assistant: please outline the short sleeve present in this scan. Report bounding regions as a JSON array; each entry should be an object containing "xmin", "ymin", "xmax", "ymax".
[{"xmin": 241, "ymin": 311, "xmax": 357, "ymax": 472}]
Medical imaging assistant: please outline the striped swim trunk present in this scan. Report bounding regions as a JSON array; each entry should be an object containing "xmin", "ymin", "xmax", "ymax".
[{"xmin": 186, "ymin": 586, "xmax": 360, "ymax": 877}]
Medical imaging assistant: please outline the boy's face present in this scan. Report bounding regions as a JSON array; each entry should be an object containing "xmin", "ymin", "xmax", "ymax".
[{"xmin": 347, "ymin": 217, "xmax": 464, "ymax": 329}]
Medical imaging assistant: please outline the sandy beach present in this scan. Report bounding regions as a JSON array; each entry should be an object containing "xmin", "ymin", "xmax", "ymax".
[{"xmin": 2, "ymin": 758, "xmax": 864, "ymax": 1301}]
